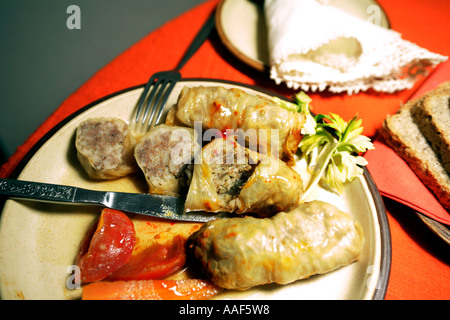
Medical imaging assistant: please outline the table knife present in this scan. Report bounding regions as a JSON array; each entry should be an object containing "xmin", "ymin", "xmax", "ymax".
[{"xmin": 0, "ymin": 178, "xmax": 231, "ymax": 222}]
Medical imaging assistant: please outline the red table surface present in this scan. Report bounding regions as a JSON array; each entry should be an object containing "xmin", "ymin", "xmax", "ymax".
[{"xmin": 1, "ymin": 0, "xmax": 449, "ymax": 300}]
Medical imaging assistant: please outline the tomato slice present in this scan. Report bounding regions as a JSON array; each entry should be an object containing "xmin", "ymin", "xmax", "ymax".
[
  {"xmin": 108, "ymin": 235, "xmax": 186, "ymax": 281},
  {"xmin": 77, "ymin": 208, "xmax": 136, "ymax": 283}
]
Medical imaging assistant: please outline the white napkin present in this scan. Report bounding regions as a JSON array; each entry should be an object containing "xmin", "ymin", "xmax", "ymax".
[{"xmin": 265, "ymin": 0, "xmax": 447, "ymax": 94}]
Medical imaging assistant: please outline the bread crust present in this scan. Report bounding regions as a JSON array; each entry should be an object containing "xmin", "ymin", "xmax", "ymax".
[
  {"xmin": 411, "ymin": 85, "xmax": 450, "ymax": 173},
  {"xmin": 381, "ymin": 85, "xmax": 450, "ymax": 212}
]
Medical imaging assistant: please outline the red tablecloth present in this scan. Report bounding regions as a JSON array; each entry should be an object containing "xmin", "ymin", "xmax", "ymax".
[{"xmin": 1, "ymin": 0, "xmax": 449, "ymax": 300}]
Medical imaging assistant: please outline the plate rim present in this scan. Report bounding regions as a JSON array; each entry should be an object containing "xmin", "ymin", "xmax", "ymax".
[
  {"xmin": 215, "ymin": 0, "xmax": 391, "ymax": 72},
  {"xmin": 215, "ymin": 0, "xmax": 268, "ymax": 72},
  {"xmin": 415, "ymin": 211, "xmax": 450, "ymax": 245},
  {"xmin": 363, "ymin": 169, "xmax": 391, "ymax": 299},
  {"xmin": 0, "ymin": 78, "xmax": 391, "ymax": 300}
]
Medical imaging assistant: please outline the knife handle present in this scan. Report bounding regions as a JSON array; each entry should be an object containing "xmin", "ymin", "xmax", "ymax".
[{"xmin": 0, "ymin": 178, "xmax": 77, "ymax": 204}]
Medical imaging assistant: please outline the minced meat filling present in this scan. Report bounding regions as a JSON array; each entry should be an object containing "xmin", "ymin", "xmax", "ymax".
[
  {"xmin": 209, "ymin": 144, "xmax": 257, "ymax": 196},
  {"xmin": 136, "ymin": 130, "xmax": 193, "ymax": 179},
  {"xmin": 77, "ymin": 119, "xmax": 126, "ymax": 170}
]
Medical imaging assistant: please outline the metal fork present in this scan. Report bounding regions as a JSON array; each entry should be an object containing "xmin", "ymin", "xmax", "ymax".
[{"xmin": 131, "ymin": 10, "xmax": 216, "ymax": 135}]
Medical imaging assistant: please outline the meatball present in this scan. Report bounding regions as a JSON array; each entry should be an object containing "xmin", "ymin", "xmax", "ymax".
[
  {"xmin": 134, "ymin": 124, "xmax": 200, "ymax": 196},
  {"xmin": 75, "ymin": 117, "xmax": 137, "ymax": 179}
]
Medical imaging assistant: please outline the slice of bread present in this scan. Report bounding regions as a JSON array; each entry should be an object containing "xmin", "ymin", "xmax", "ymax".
[
  {"xmin": 381, "ymin": 84, "xmax": 450, "ymax": 212},
  {"xmin": 411, "ymin": 83, "xmax": 450, "ymax": 174}
]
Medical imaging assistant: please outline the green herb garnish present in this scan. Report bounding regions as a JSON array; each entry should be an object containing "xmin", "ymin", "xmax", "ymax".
[
  {"xmin": 272, "ymin": 91, "xmax": 311, "ymax": 113},
  {"xmin": 299, "ymin": 113, "xmax": 374, "ymax": 196}
]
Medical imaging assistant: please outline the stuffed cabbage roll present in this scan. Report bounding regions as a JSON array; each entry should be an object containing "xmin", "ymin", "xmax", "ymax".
[
  {"xmin": 189, "ymin": 201, "xmax": 364, "ymax": 290},
  {"xmin": 169, "ymin": 86, "xmax": 307, "ymax": 166},
  {"xmin": 184, "ymin": 136, "xmax": 303, "ymax": 216},
  {"xmin": 134, "ymin": 124, "xmax": 200, "ymax": 196},
  {"xmin": 75, "ymin": 117, "xmax": 138, "ymax": 179}
]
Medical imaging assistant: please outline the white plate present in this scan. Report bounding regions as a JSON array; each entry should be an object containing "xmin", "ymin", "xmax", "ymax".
[
  {"xmin": 0, "ymin": 80, "xmax": 390, "ymax": 300},
  {"xmin": 216, "ymin": 0, "xmax": 390, "ymax": 71}
]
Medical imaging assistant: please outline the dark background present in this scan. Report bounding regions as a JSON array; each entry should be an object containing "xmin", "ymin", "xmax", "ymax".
[{"xmin": 0, "ymin": 0, "xmax": 205, "ymax": 166}]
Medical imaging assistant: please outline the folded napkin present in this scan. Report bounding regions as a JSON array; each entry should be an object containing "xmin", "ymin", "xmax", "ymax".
[
  {"xmin": 366, "ymin": 137, "xmax": 450, "ymax": 225},
  {"xmin": 264, "ymin": 0, "xmax": 447, "ymax": 94}
]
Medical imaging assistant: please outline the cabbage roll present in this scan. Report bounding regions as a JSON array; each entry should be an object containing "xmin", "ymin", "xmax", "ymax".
[
  {"xmin": 184, "ymin": 136, "xmax": 303, "ymax": 216},
  {"xmin": 75, "ymin": 117, "xmax": 138, "ymax": 179},
  {"xmin": 134, "ymin": 124, "xmax": 200, "ymax": 196},
  {"xmin": 189, "ymin": 201, "xmax": 364, "ymax": 290},
  {"xmin": 170, "ymin": 86, "xmax": 306, "ymax": 166}
]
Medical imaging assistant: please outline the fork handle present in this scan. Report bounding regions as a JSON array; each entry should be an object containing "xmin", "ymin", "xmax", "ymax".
[{"xmin": 174, "ymin": 9, "xmax": 216, "ymax": 71}]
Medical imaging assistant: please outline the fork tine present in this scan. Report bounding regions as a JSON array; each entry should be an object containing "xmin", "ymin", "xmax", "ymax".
[
  {"xmin": 147, "ymin": 77, "xmax": 180, "ymax": 127},
  {"xmin": 133, "ymin": 76, "xmax": 164, "ymax": 134},
  {"xmin": 144, "ymin": 78, "xmax": 168, "ymax": 127},
  {"xmin": 132, "ymin": 71, "xmax": 181, "ymax": 135},
  {"xmin": 134, "ymin": 74, "xmax": 157, "ymax": 124},
  {"xmin": 142, "ymin": 78, "xmax": 171, "ymax": 128},
  {"xmin": 154, "ymin": 80, "xmax": 178, "ymax": 125}
]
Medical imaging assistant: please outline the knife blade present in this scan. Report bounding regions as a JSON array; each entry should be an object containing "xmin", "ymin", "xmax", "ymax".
[{"xmin": 0, "ymin": 178, "xmax": 231, "ymax": 222}]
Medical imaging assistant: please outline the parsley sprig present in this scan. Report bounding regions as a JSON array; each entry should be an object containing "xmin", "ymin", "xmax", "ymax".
[{"xmin": 299, "ymin": 113, "xmax": 374, "ymax": 196}]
